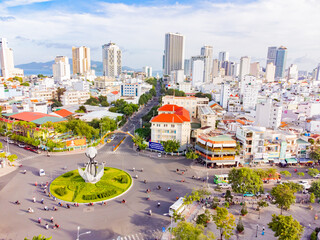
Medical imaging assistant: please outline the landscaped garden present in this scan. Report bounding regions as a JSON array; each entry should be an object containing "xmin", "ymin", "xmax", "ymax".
[{"xmin": 50, "ymin": 167, "xmax": 132, "ymax": 203}]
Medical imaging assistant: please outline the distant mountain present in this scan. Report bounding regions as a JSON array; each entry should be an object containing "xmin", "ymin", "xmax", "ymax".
[{"xmin": 17, "ymin": 60, "xmax": 139, "ymax": 73}]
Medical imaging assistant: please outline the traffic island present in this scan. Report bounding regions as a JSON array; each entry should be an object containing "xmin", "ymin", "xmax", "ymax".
[{"xmin": 50, "ymin": 167, "xmax": 132, "ymax": 203}]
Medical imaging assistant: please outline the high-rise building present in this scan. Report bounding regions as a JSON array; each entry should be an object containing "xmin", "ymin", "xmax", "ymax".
[
  {"xmin": 201, "ymin": 45, "xmax": 213, "ymax": 82},
  {"xmin": 220, "ymin": 82, "xmax": 230, "ymax": 109},
  {"xmin": 184, "ymin": 59, "xmax": 191, "ymax": 77},
  {"xmin": 242, "ymin": 78, "xmax": 259, "ymax": 111},
  {"xmin": 163, "ymin": 33, "xmax": 185, "ymax": 76},
  {"xmin": 143, "ymin": 66, "xmax": 152, "ymax": 78},
  {"xmin": 212, "ymin": 59, "xmax": 219, "ymax": 78},
  {"xmin": 52, "ymin": 56, "xmax": 70, "ymax": 82},
  {"xmin": 219, "ymin": 51, "xmax": 229, "ymax": 62},
  {"xmin": 266, "ymin": 46, "xmax": 277, "ymax": 66},
  {"xmin": 275, "ymin": 46, "xmax": 287, "ymax": 79},
  {"xmin": 265, "ymin": 62, "xmax": 275, "ymax": 82},
  {"xmin": 250, "ymin": 62, "xmax": 260, "ymax": 77},
  {"xmin": 102, "ymin": 42, "xmax": 122, "ymax": 78},
  {"xmin": 191, "ymin": 56, "xmax": 205, "ymax": 87},
  {"xmin": 0, "ymin": 38, "xmax": 23, "ymax": 80},
  {"xmin": 72, "ymin": 46, "xmax": 91, "ymax": 75},
  {"xmin": 239, "ymin": 56, "xmax": 251, "ymax": 80},
  {"xmin": 313, "ymin": 64, "xmax": 320, "ymax": 81},
  {"xmin": 287, "ymin": 64, "xmax": 298, "ymax": 80}
]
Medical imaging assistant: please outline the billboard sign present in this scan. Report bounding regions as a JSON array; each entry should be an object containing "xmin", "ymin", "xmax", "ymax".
[{"xmin": 149, "ymin": 141, "xmax": 164, "ymax": 151}]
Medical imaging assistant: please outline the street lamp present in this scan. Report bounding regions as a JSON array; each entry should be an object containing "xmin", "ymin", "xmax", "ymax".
[
  {"xmin": 256, "ymin": 224, "xmax": 259, "ymax": 238},
  {"xmin": 76, "ymin": 226, "xmax": 91, "ymax": 240}
]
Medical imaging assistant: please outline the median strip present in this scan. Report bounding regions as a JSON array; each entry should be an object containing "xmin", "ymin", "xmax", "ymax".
[{"xmin": 113, "ymin": 137, "xmax": 127, "ymax": 152}]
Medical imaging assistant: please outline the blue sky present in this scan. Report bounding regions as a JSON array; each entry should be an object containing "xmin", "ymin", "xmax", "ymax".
[{"xmin": 1, "ymin": 0, "xmax": 320, "ymax": 71}]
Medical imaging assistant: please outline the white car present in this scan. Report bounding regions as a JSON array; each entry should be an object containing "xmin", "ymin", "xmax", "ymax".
[
  {"xmin": 314, "ymin": 173, "xmax": 320, "ymax": 178},
  {"xmin": 158, "ymin": 153, "xmax": 162, "ymax": 158},
  {"xmin": 218, "ymin": 183, "xmax": 232, "ymax": 189},
  {"xmin": 110, "ymin": 135, "xmax": 115, "ymax": 140},
  {"xmin": 298, "ymin": 180, "xmax": 310, "ymax": 190},
  {"xmin": 39, "ymin": 169, "xmax": 45, "ymax": 177},
  {"xmin": 8, "ymin": 140, "xmax": 14, "ymax": 144},
  {"xmin": 18, "ymin": 143, "xmax": 25, "ymax": 148}
]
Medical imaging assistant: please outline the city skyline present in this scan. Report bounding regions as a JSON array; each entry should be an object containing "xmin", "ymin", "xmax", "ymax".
[{"xmin": 1, "ymin": 0, "xmax": 320, "ymax": 71}]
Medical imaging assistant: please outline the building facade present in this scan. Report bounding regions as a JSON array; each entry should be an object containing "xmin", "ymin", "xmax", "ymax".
[
  {"xmin": 239, "ymin": 56, "xmax": 251, "ymax": 80},
  {"xmin": 275, "ymin": 46, "xmax": 287, "ymax": 78},
  {"xmin": 102, "ymin": 42, "xmax": 122, "ymax": 78},
  {"xmin": 52, "ymin": 56, "xmax": 70, "ymax": 82},
  {"xmin": 72, "ymin": 46, "xmax": 91, "ymax": 75},
  {"xmin": 120, "ymin": 83, "xmax": 141, "ymax": 97},
  {"xmin": 163, "ymin": 33, "xmax": 185, "ymax": 76},
  {"xmin": 255, "ymin": 99, "xmax": 282, "ymax": 129}
]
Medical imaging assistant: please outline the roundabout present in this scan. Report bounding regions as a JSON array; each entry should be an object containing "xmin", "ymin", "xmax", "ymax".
[{"xmin": 50, "ymin": 167, "xmax": 132, "ymax": 203}]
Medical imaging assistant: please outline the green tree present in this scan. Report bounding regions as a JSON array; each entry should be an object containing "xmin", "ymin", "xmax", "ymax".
[
  {"xmin": 56, "ymin": 87, "xmax": 66, "ymax": 103},
  {"xmin": 134, "ymin": 128, "xmax": 151, "ymax": 139},
  {"xmin": 224, "ymin": 190, "xmax": 233, "ymax": 204},
  {"xmin": 309, "ymin": 180, "xmax": 320, "ymax": 198},
  {"xmin": 184, "ymin": 189, "xmax": 210, "ymax": 205},
  {"xmin": 228, "ymin": 167, "xmax": 263, "ymax": 194},
  {"xmin": 271, "ymin": 183, "xmax": 296, "ymax": 214},
  {"xmin": 76, "ymin": 105, "xmax": 87, "ymax": 113},
  {"xmin": 24, "ymin": 235, "xmax": 52, "ymax": 240},
  {"xmin": 212, "ymin": 207, "xmax": 236, "ymax": 240},
  {"xmin": 297, "ymin": 172, "xmax": 305, "ymax": 177},
  {"xmin": 163, "ymin": 140, "xmax": 180, "ymax": 152},
  {"xmin": 310, "ymin": 148, "xmax": 320, "ymax": 162},
  {"xmin": 236, "ymin": 217, "xmax": 244, "ymax": 233},
  {"xmin": 257, "ymin": 200, "xmax": 268, "ymax": 219},
  {"xmin": 268, "ymin": 214, "xmax": 304, "ymax": 240},
  {"xmin": 195, "ymin": 92, "xmax": 212, "ymax": 101},
  {"xmin": 37, "ymin": 74, "xmax": 46, "ymax": 78},
  {"xmin": 51, "ymin": 99, "xmax": 62, "ymax": 108},
  {"xmin": 7, "ymin": 154, "xmax": 18, "ymax": 162},
  {"xmin": 282, "ymin": 182, "xmax": 304, "ymax": 193},
  {"xmin": 196, "ymin": 209, "xmax": 211, "ymax": 227},
  {"xmin": 84, "ymin": 96, "xmax": 100, "ymax": 106},
  {"xmin": 308, "ymin": 168, "xmax": 320, "ymax": 177},
  {"xmin": 310, "ymin": 192, "xmax": 315, "ymax": 204},
  {"xmin": 171, "ymin": 221, "xmax": 215, "ymax": 240},
  {"xmin": 21, "ymin": 82, "xmax": 30, "ymax": 86},
  {"xmin": 280, "ymin": 171, "xmax": 292, "ymax": 177},
  {"xmin": 186, "ymin": 150, "xmax": 199, "ymax": 160}
]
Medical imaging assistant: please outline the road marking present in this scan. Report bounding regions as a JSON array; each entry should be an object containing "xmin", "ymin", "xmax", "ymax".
[{"xmin": 16, "ymin": 154, "xmax": 42, "ymax": 163}]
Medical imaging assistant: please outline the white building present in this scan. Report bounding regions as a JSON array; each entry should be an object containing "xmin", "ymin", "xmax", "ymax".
[
  {"xmin": 220, "ymin": 82, "xmax": 230, "ymax": 109},
  {"xmin": 72, "ymin": 80, "xmax": 90, "ymax": 92},
  {"xmin": 0, "ymin": 38, "xmax": 24, "ymax": 80},
  {"xmin": 250, "ymin": 62, "xmax": 260, "ymax": 78},
  {"xmin": 306, "ymin": 119, "xmax": 320, "ymax": 133},
  {"xmin": 297, "ymin": 102, "xmax": 320, "ymax": 118},
  {"xmin": 242, "ymin": 82, "xmax": 259, "ymax": 111},
  {"xmin": 170, "ymin": 70, "xmax": 184, "ymax": 84},
  {"xmin": 178, "ymin": 82, "xmax": 191, "ymax": 93},
  {"xmin": 163, "ymin": 33, "xmax": 185, "ymax": 76},
  {"xmin": 102, "ymin": 42, "xmax": 122, "ymax": 78},
  {"xmin": 120, "ymin": 83, "xmax": 142, "ymax": 97},
  {"xmin": 72, "ymin": 46, "xmax": 91, "ymax": 75},
  {"xmin": 61, "ymin": 90, "xmax": 90, "ymax": 105},
  {"xmin": 239, "ymin": 56, "xmax": 251, "ymax": 80},
  {"xmin": 288, "ymin": 64, "xmax": 298, "ymax": 81},
  {"xmin": 151, "ymin": 104, "xmax": 191, "ymax": 148},
  {"xmin": 265, "ymin": 62, "xmax": 275, "ymax": 82},
  {"xmin": 255, "ymin": 99, "xmax": 282, "ymax": 129},
  {"xmin": 201, "ymin": 45, "xmax": 213, "ymax": 83},
  {"xmin": 52, "ymin": 56, "xmax": 70, "ymax": 82},
  {"xmin": 143, "ymin": 66, "xmax": 152, "ymax": 78},
  {"xmin": 107, "ymin": 91, "xmax": 120, "ymax": 103},
  {"xmin": 191, "ymin": 56, "xmax": 205, "ymax": 88},
  {"xmin": 219, "ymin": 51, "xmax": 229, "ymax": 62}
]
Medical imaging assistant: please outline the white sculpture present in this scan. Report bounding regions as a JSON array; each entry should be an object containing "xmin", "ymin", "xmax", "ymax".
[{"xmin": 78, "ymin": 147, "xmax": 104, "ymax": 183}]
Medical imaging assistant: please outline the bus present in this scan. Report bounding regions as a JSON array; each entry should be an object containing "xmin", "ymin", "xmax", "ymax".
[
  {"xmin": 213, "ymin": 174, "xmax": 229, "ymax": 184},
  {"xmin": 169, "ymin": 197, "xmax": 185, "ymax": 217}
]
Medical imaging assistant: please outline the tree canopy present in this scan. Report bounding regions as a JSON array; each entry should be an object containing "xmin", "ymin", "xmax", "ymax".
[
  {"xmin": 171, "ymin": 221, "xmax": 215, "ymax": 240},
  {"xmin": 24, "ymin": 235, "xmax": 52, "ymax": 240},
  {"xmin": 163, "ymin": 140, "xmax": 180, "ymax": 152},
  {"xmin": 228, "ymin": 167, "xmax": 263, "ymax": 194},
  {"xmin": 195, "ymin": 92, "xmax": 212, "ymax": 101},
  {"xmin": 165, "ymin": 89, "xmax": 186, "ymax": 97},
  {"xmin": 109, "ymin": 99, "xmax": 139, "ymax": 116},
  {"xmin": 268, "ymin": 214, "xmax": 304, "ymax": 240},
  {"xmin": 271, "ymin": 183, "xmax": 296, "ymax": 214},
  {"xmin": 212, "ymin": 207, "xmax": 236, "ymax": 240},
  {"xmin": 309, "ymin": 180, "xmax": 320, "ymax": 198},
  {"xmin": 186, "ymin": 150, "xmax": 199, "ymax": 160}
]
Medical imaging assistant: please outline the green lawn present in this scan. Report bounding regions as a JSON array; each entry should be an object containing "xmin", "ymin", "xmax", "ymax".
[{"xmin": 50, "ymin": 167, "xmax": 132, "ymax": 203}]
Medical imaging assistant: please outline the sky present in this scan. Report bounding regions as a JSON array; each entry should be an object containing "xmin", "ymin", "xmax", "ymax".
[{"xmin": 1, "ymin": 0, "xmax": 320, "ymax": 71}]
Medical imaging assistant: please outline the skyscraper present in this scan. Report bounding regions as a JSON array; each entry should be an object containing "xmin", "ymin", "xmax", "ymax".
[
  {"xmin": 52, "ymin": 56, "xmax": 70, "ymax": 82},
  {"xmin": 212, "ymin": 59, "xmax": 219, "ymax": 78},
  {"xmin": 239, "ymin": 56, "xmax": 251, "ymax": 80},
  {"xmin": 250, "ymin": 62, "xmax": 260, "ymax": 77},
  {"xmin": 184, "ymin": 59, "xmax": 191, "ymax": 77},
  {"xmin": 163, "ymin": 33, "xmax": 185, "ymax": 76},
  {"xmin": 191, "ymin": 56, "xmax": 205, "ymax": 87},
  {"xmin": 102, "ymin": 42, "xmax": 122, "ymax": 78},
  {"xmin": 265, "ymin": 62, "xmax": 275, "ymax": 82},
  {"xmin": 275, "ymin": 46, "xmax": 287, "ymax": 79},
  {"xmin": 266, "ymin": 46, "xmax": 277, "ymax": 66},
  {"xmin": 72, "ymin": 46, "xmax": 91, "ymax": 75},
  {"xmin": 0, "ymin": 38, "xmax": 23, "ymax": 80},
  {"xmin": 219, "ymin": 51, "xmax": 229, "ymax": 62},
  {"xmin": 143, "ymin": 66, "xmax": 152, "ymax": 78},
  {"xmin": 220, "ymin": 82, "xmax": 230, "ymax": 109},
  {"xmin": 287, "ymin": 64, "xmax": 298, "ymax": 80},
  {"xmin": 201, "ymin": 45, "xmax": 213, "ymax": 82}
]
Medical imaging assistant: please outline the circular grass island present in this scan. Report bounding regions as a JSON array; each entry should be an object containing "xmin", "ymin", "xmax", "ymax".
[{"xmin": 50, "ymin": 167, "xmax": 132, "ymax": 203}]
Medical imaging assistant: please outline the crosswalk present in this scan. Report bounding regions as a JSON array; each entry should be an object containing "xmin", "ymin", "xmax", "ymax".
[
  {"xmin": 113, "ymin": 229, "xmax": 162, "ymax": 240},
  {"xmin": 16, "ymin": 154, "xmax": 43, "ymax": 162}
]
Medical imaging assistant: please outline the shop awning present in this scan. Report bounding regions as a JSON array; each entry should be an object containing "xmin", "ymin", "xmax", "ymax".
[
  {"xmin": 299, "ymin": 158, "xmax": 312, "ymax": 163},
  {"xmin": 280, "ymin": 160, "xmax": 287, "ymax": 165},
  {"xmin": 285, "ymin": 158, "xmax": 298, "ymax": 164},
  {"xmin": 215, "ymin": 161, "xmax": 237, "ymax": 165}
]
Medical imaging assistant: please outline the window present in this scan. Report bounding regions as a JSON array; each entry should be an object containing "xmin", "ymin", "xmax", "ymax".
[
  {"xmin": 171, "ymin": 124, "xmax": 175, "ymax": 127},
  {"xmin": 164, "ymin": 124, "xmax": 168, "ymax": 127}
]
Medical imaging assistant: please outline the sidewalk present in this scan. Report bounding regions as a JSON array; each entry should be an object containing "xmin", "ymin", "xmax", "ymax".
[{"xmin": 0, "ymin": 165, "xmax": 18, "ymax": 178}]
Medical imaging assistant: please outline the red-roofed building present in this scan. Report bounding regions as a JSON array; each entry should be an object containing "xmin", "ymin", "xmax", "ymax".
[
  {"xmin": 52, "ymin": 109, "xmax": 73, "ymax": 118},
  {"xmin": 150, "ymin": 104, "xmax": 191, "ymax": 148},
  {"xmin": 107, "ymin": 90, "xmax": 121, "ymax": 103}
]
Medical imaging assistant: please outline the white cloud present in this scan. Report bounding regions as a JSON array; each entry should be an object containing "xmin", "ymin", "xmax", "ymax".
[
  {"xmin": 2, "ymin": 0, "xmax": 320, "ymax": 71},
  {"xmin": 2, "ymin": 0, "xmax": 52, "ymax": 7}
]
